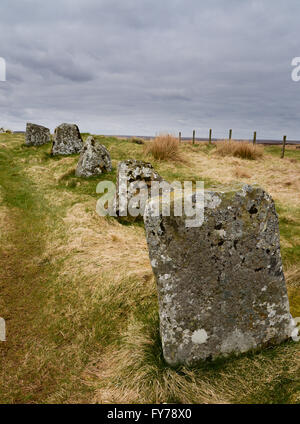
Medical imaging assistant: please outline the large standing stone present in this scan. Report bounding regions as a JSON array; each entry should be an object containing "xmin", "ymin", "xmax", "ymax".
[
  {"xmin": 51, "ymin": 123, "xmax": 83, "ymax": 155},
  {"xmin": 144, "ymin": 184, "xmax": 293, "ymax": 366},
  {"xmin": 114, "ymin": 159, "xmax": 166, "ymax": 217},
  {"xmin": 25, "ymin": 123, "xmax": 50, "ymax": 146},
  {"xmin": 75, "ymin": 136, "xmax": 112, "ymax": 177}
]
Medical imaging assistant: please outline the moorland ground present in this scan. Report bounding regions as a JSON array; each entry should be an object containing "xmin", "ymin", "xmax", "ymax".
[{"xmin": 0, "ymin": 133, "xmax": 299, "ymax": 404}]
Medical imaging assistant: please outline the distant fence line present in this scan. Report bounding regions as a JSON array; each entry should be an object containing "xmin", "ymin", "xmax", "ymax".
[
  {"xmin": 177, "ymin": 129, "xmax": 299, "ymax": 155},
  {"xmin": 4, "ymin": 130, "xmax": 300, "ymax": 154}
]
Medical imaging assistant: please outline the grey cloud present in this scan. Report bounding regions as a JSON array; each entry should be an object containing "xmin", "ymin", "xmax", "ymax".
[{"xmin": 0, "ymin": 0, "xmax": 299, "ymax": 139}]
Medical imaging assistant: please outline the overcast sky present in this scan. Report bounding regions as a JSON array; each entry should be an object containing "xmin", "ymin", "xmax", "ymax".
[{"xmin": 0, "ymin": 0, "xmax": 299, "ymax": 139}]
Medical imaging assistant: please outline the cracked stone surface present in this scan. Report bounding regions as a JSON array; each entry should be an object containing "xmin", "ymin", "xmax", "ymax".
[
  {"xmin": 75, "ymin": 136, "xmax": 112, "ymax": 177},
  {"xmin": 144, "ymin": 184, "xmax": 293, "ymax": 366},
  {"xmin": 25, "ymin": 123, "xmax": 50, "ymax": 146},
  {"xmin": 114, "ymin": 159, "xmax": 165, "ymax": 217},
  {"xmin": 51, "ymin": 123, "xmax": 83, "ymax": 155}
]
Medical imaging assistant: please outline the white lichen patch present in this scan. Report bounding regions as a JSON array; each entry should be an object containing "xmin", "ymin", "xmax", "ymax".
[
  {"xmin": 241, "ymin": 184, "xmax": 253, "ymax": 197},
  {"xmin": 290, "ymin": 317, "xmax": 300, "ymax": 341},
  {"xmin": 158, "ymin": 273, "xmax": 171, "ymax": 281},
  {"xmin": 205, "ymin": 193, "xmax": 221, "ymax": 209},
  {"xmin": 191, "ymin": 329, "xmax": 208, "ymax": 344},
  {"xmin": 216, "ymin": 229, "xmax": 226, "ymax": 238},
  {"xmin": 151, "ymin": 259, "xmax": 158, "ymax": 268},
  {"xmin": 261, "ymin": 286, "xmax": 267, "ymax": 292},
  {"xmin": 221, "ymin": 329, "xmax": 257, "ymax": 354},
  {"xmin": 160, "ymin": 254, "xmax": 172, "ymax": 263},
  {"xmin": 267, "ymin": 303, "xmax": 277, "ymax": 320}
]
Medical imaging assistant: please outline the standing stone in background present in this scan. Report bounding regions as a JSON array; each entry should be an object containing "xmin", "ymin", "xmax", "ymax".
[
  {"xmin": 144, "ymin": 184, "xmax": 294, "ymax": 366},
  {"xmin": 25, "ymin": 123, "xmax": 50, "ymax": 146},
  {"xmin": 114, "ymin": 159, "xmax": 166, "ymax": 218},
  {"xmin": 51, "ymin": 123, "xmax": 83, "ymax": 155},
  {"xmin": 75, "ymin": 136, "xmax": 112, "ymax": 177}
]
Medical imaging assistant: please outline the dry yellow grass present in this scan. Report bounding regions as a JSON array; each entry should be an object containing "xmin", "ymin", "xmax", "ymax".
[
  {"xmin": 90, "ymin": 320, "xmax": 229, "ymax": 404},
  {"xmin": 181, "ymin": 148, "xmax": 300, "ymax": 208},
  {"xmin": 61, "ymin": 202, "xmax": 151, "ymax": 281},
  {"xmin": 233, "ymin": 166, "xmax": 251, "ymax": 179},
  {"xmin": 286, "ymin": 265, "xmax": 300, "ymax": 288},
  {"xmin": 144, "ymin": 134, "xmax": 182, "ymax": 161},
  {"xmin": 32, "ymin": 150, "xmax": 298, "ymax": 404},
  {"xmin": 215, "ymin": 140, "xmax": 264, "ymax": 160},
  {"xmin": 89, "ymin": 317, "xmax": 299, "ymax": 404}
]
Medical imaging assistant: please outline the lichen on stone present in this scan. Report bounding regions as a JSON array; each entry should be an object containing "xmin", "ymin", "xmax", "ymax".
[
  {"xmin": 51, "ymin": 123, "xmax": 83, "ymax": 156},
  {"xmin": 25, "ymin": 123, "xmax": 50, "ymax": 146},
  {"xmin": 144, "ymin": 184, "xmax": 293, "ymax": 366},
  {"xmin": 75, "ymin": 136, "xmax": 112, "ymax": 177}
]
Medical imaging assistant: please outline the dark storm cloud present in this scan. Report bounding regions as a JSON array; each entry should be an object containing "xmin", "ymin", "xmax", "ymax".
[{"xmin": 0, "ymin": 0, "xmax": 300, "ymax": 138}]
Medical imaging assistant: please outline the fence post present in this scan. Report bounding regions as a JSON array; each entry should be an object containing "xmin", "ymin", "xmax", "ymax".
[
  {"xmin": 253, "ymin": 131, "xmax": 257, "ymax": 145},
  {"xmin": 192, "ymin": 130, "xmax": 195, "ymax": 145},
  {"xmin": 229, "ymin": 129, "xmax": 232, "ymax": 141},
  {"xmin": 281, "ymin": 135, "xmax": 287, "ymax": 159},
  {"xmin": 209, "ymin": 128, "xmax": 212, "ymax": 145},
  {"xmin": 179, "ymin": 131, "xmax": 181, "ymax": 143}
]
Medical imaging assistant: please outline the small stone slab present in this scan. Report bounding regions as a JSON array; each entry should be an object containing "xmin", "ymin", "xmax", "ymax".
[
  {"xmin": 114, "ymin": 159, "xmax": 165, "ymax": 217},
  {"xmin": 75, "ymin": 136, "xmax": 112, "ymax": 177},
  {"xmin": 51, "ymin": 123, "xmax": 83, "ymax": 155},
  {"xmin": 25, "ymin": 123, "xmax": 50, "ymax": 146}
]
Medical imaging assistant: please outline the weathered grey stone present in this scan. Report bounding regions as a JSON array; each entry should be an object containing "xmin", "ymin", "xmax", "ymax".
[
  {"xmin": 114, "ymin": 159, "xmax": 165, "ymax": 218},
  {"xmin": 75, "ymin": 136, "xmax": 112, "ymax": 177},
  {"xmin": 25, "ymin": 123, "xmax": 50, "ymax": 146},
  {"xmin": 144, "ymin": 184, "xmax": 293, "ymax": 366},
  {"xmin": 51, "ymin": 123, "xmax": 83, "ymax": 155}
]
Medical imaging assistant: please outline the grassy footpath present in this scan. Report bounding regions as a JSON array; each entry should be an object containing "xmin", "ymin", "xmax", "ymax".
[
  {"xmin": 0, "ymin": 135, "xmax": 94, "ymax": 402},
  {"xmin": 0, "ymin": 134, "xmax": 299, "ymax": 403}
]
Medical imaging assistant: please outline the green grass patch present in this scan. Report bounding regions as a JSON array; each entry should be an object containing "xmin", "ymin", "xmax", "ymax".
[{"xmin": 265, "ymin": 145, "xmax": 300, "ymax": 161}]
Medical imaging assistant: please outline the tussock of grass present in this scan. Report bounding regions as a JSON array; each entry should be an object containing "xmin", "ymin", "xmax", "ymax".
[
  {"xmin": 215, "ymin": 140, "xmax": 263, "ymax": 160},
  {"xmin": 144, "ymin": 134, "xmax": 182, "ymax": 161},
  {"xmin": 233, "ymin": 166, "xmax": 251, "ymax": 179}
]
